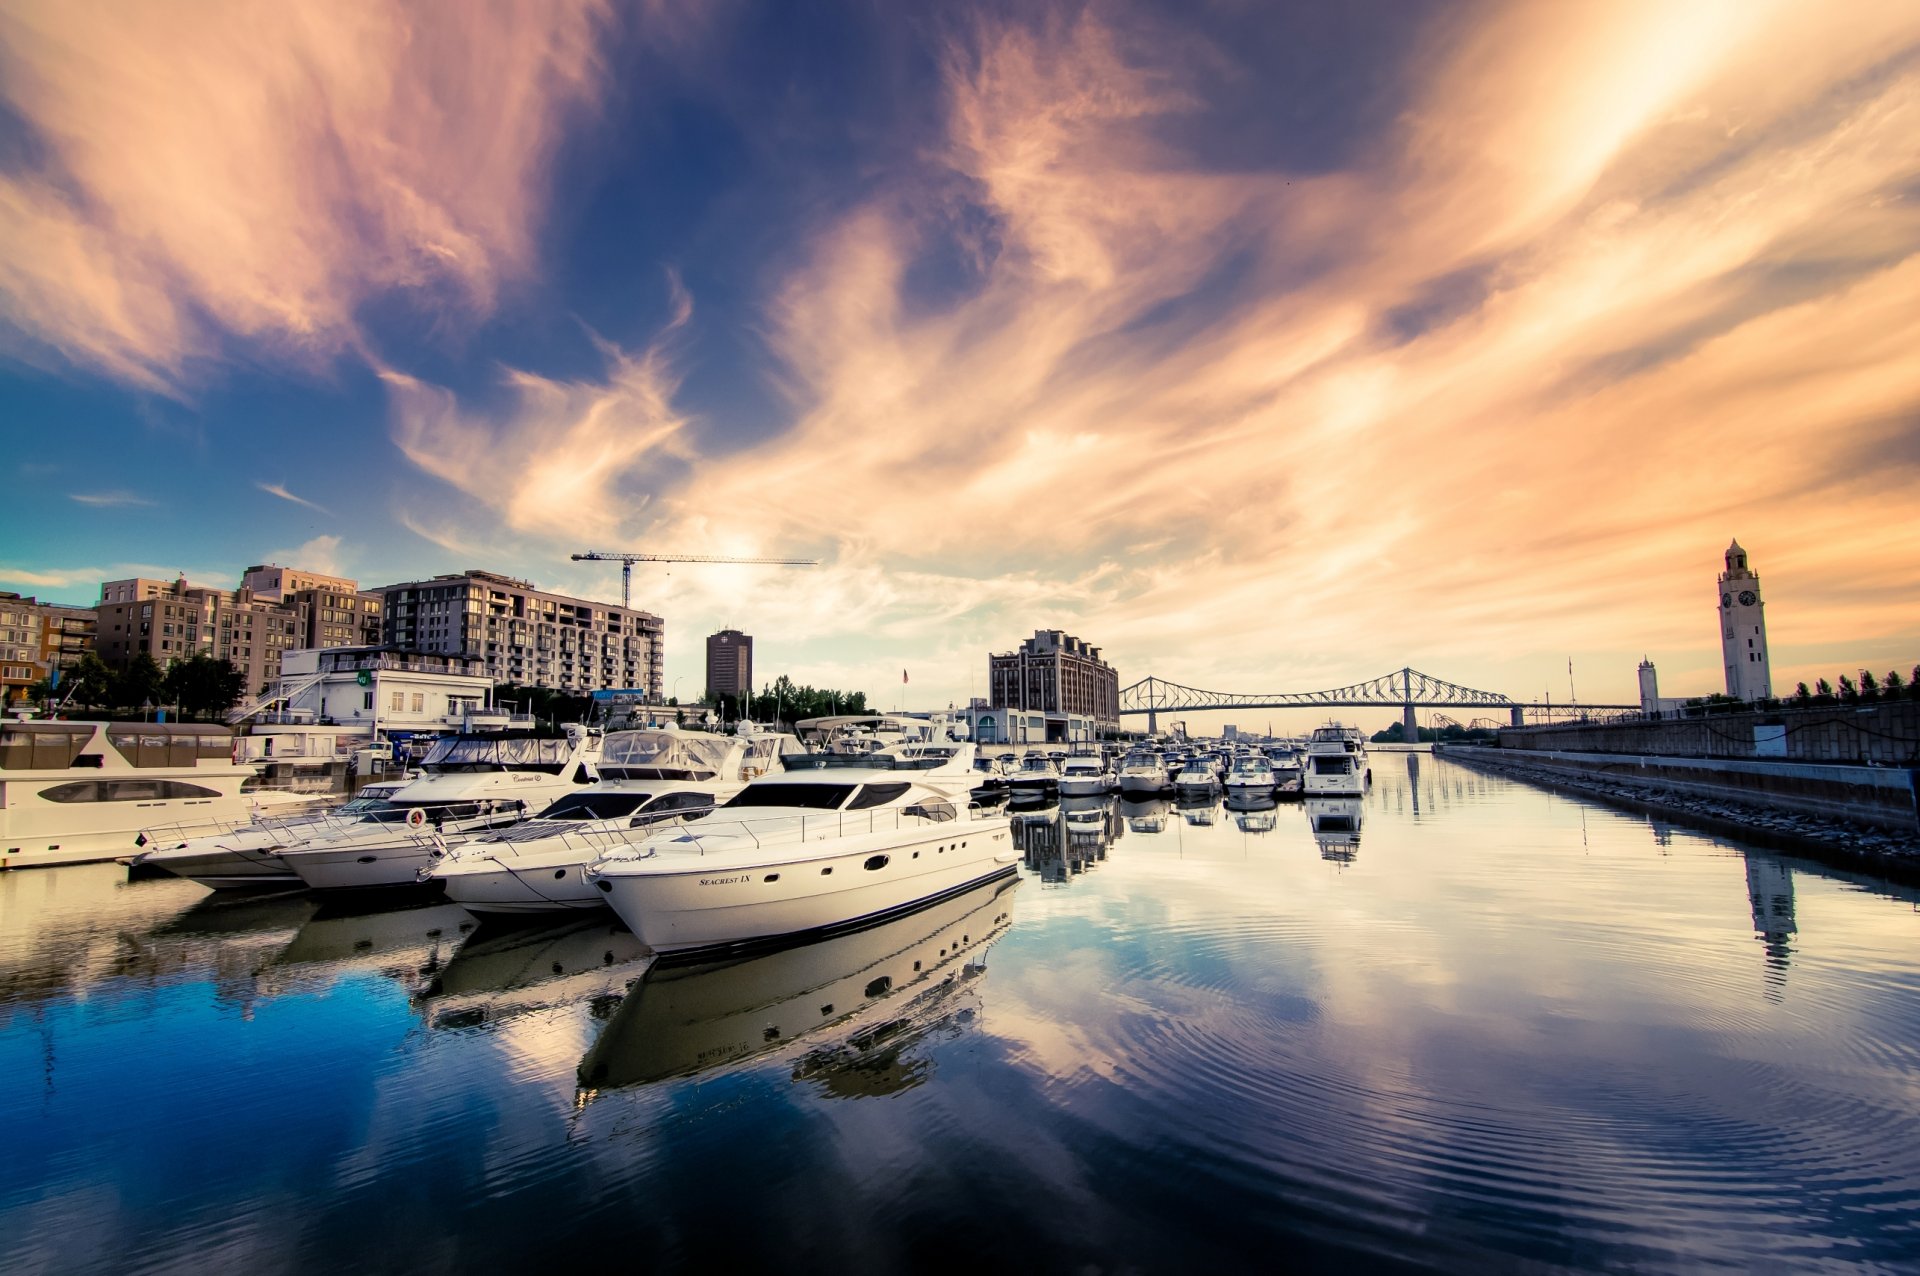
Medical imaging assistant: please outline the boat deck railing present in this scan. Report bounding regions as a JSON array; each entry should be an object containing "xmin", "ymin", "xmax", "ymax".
[{"xmin": 598, "ymin": 799, "xmax": 988, "ymax": 860}]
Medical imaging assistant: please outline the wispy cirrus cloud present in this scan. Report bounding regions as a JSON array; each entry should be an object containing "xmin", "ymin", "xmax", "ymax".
[
  {"xmin": 0, "ymin": 0, "xmax": 611, "ymax": 394},
  {"xmin": 68, "ymin": 491, "xmax": 154, "ymax": 508},
  {"xmin": 257, "ymin": 482, "xmax": 331, "ymax": 515}
]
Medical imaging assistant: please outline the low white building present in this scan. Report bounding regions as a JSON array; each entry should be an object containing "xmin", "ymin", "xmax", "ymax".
[{"xmin": 268, "ymin": 646, "xmax": 493, "ymax": 733}]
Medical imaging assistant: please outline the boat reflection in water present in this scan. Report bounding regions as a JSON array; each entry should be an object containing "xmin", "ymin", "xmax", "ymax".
[
  {"xmin": 1176, "ymin": 793, "xmax": 1217, "ymax": 827},
  {"xmin": 1119, "ymin": 796, "xmax": 1170, "ymax": 834},
  {"xmin": 578, "ymin": 872, "xmax": 1018, "ymax": 1096},
  {"xmin": 1305, "ymin": 796, "xmax": 1365, "ymax": 863},
  {"xmin": 1224, "ymin": 789, "xmax": 1278, "ymax": 834},
  {"xmin": 413, "ymin": 917, "xmax": 653, "ymax": 1031},
  {"xmin": 257, "ymin": 897, "xmax": 476, "ymax": 996},
  {"xmin": 1013, "ymin": 796, "xmax": 1120, "ymax": 883}
]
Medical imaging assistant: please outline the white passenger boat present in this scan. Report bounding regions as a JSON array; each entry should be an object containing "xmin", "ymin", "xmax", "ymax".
[
  {"xmin": 1302, "ymin": 723, "xmax": 1371, "ymax": 795},
  {"xmin": 278, "ymin": 727, "xmax": 600, "ymax": 891},
  {"xmin": 1173, "ymin": 759, "xmax": 1218, "ymax": 796},
  {"xmin": 1223, "ymin": 754, "xmax": 1275, "ymax": 795},
  {"xmin": 429, "ymin": 727, "xmax": 798, "ymax": 916},
  {"xmin": 1, "ymin": 721, "xmax": 318, "ymax": 870},
  {"xmin": 134, "ymin": 780, "xmax": 408, "ymax": 889},
  {"xmin": 1056, "ymin": 755, "xmax": 1113, "ymax": 797},
  {"xmin": 1116, "ymin": 752, "xmax": 1170, "ymax": 796},
  {"xmin": 585, "ymin": 768, "xmax": 1017, "ymax": 956},
  {"xmin": 1007, "ymin": 753, "xmax": 1061, "ymax": 797}
]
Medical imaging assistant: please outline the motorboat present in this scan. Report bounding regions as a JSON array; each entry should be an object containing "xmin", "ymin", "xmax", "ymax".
[
  {"xmin": 1006, "ymin": 753, "xmax": 1061, "ymax": 797},
  {"xmin": 427, "ymin": 727, "xmax": 794, "ymax": 916},
  {"xmin": 276, "ymin": 726, "xmax": 601, "ymax": 891},
  {"xmin": 1223, "ymin": 754, "xmax": 1274, "ymax": 795},
  {"xmin": 584, "ymin": 767, "xmax": 1018, "ymax": 957},
  {"xmin": 1302, "ymin": 723, "xmax": 1370, "ymax": 795},
  {"xmin": 1116, "ymin": 751, "xmax": 1170, "ymax": 796},
  {"xmin": 133, "ymin": 780, "xmax": 409, "ymax": 889},
  {"xmin": 1056, "ymin": 754, "xmax": 1113, "ymax": 797},
  {"xmin": 1173, "ymin": 759, "xmax": 1217, "ymax": 796},
  {"xmin": 578, "ymin": 873, "xmax": 1015, "ymax": 1093},
  {"xmin": 1, "ymin": 721, "xmax": 319, "ymax": 870}
]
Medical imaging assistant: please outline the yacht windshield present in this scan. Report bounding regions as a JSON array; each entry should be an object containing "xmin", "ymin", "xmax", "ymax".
[
  {"xmin": 420, "ymin": 735, "xmax": 576, "ymax": 774},
  {"xmin": 535, "ymin": 792, "xmax": 653, "ymax": 821},
  {"xmin": 722, "ymin": 783, "xmax": 855, "ymax": 810},
  {"xmin": 598, "ymin": 730, "xmax": 734, "ymax": 781}
]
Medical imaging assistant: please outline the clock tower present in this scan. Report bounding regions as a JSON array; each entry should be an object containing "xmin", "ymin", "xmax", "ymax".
[{"xmin": 1718, "ymin": 539, "xmax": 1772, "ymax": 701}]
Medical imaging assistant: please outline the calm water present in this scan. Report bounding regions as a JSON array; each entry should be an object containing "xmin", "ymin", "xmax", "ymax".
[{"xmin": 5, "ymin": 754, "xmax": 1920, "ymax": 1273}]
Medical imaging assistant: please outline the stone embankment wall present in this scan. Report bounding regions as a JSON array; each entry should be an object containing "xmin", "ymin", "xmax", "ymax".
[{"xmin": 1498, "ymin": 700, "xmax": 1919, "ymax": 764}]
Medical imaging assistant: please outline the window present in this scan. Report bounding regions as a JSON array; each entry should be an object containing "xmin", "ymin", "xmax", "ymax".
[
  {"xmin": 410, "ymin": 693, "xmax": 424, "ymax": 713},
  {"xmin": 847, "ymin": 782, "xmax": 912, "ymax": 810},
  {"xmin": 390, "ymin": 691, "xmax": 405, "ymax": 712},
  {"xmin": 39, "ymin": 779, "xmax": 222, "ymax": 803},
  {"xmin": 362, "ymin": 691, "xmax": 374, "ymax": 711}
]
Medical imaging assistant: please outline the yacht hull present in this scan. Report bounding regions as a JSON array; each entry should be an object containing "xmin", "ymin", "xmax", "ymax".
[
  {"xmin": 1117, "ymin": 775, "xmax": 1167, "ymax": 796},
  {"xmin": 592, "ymin": 823, "xmax": 1017, "ymax": 956},
  {"xmin": 436, "ymin": 856, "xmax": 604, "ymax": 915},
  {"xmin": 282, "ymin": 838, "xmax": 450, "ymax": 891},
  {"xmin": 137, "ymin": 845, "xmax": 303, "ymax": 889}
]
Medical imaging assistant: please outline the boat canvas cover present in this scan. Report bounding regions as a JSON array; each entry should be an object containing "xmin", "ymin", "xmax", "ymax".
[
  {"xmin": 600, "ymin": 731, "xmax": 735, "ymax": 780},
  {"xmin": 421, "ymin": 736, "xmax": 577, "ymax": 771}
]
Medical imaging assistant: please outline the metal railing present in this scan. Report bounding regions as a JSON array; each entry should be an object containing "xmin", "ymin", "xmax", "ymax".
[{"xmin": 596, "ymin": 800, "xmax": 984, "ymax": 861}]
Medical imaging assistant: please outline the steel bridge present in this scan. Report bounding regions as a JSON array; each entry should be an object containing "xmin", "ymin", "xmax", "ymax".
[{"xmin": 1118, "ymin": 667, "xmax": 1638, "ymax": 734}]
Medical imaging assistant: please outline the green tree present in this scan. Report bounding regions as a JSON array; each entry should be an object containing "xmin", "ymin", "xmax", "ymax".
[
  {"xmin": 1859, "ymin": 669, "xmax": 1879, "ymax": 698},
  {"xmin": 162, "ymin": 655, "xmax": 246, "ymax": 721},
  {"xmin": 115, "ymin": 652, "xmax": 165, "ymax": 714},
  {"xmin": 51, "ymin": 651, "xmax": 117, "ymax": 711},
  {"xmin": 1886, "ymin": 669, "xmax": 1904, "ymax": 694},
  {"xmin": 1814, "ymin": 677, "xmax": 1833, "ymax": 700},
  {"xmin": 1793, "ymin": 681, "xmax": 1811, "ymax": 701},
  {"xmin": 1837, "ymin": 673, "xmax": 1857, "ymax": 702}
]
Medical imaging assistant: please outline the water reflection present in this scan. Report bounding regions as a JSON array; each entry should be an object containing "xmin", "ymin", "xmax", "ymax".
[
  {"xmin": 1744, "ymin": 851, "xmax": 1797, "ymax": 999},
  {"xmin": 1120, "ymin": 796, "xmax": 1170, "ymax": 834},
  {"xmin": 1305, "ymin": 796, "xmax": 1365, "ymax": 862},
  {"xmin": 258, "ymin": 898, "xmax": 475, "ymax": 997},
  {"xmin": 1011, "ymin": 796, "xmax": 1123, "ymax": 882},
  {"xmin": 578, "ymin": 873, "xmax": 1018, "ymax": 1094},
  {"xmin": 1224, "ymin": 790, "xmax": 1278, "ymax": 834},
  {"xmin": 413, "ymin": 918, "xmax": 652, "ymax": 1031}
]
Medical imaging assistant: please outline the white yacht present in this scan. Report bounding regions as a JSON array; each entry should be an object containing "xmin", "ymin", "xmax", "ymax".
[
  {"xmin": 1223, "ymin": 754, "xmax": 1275, "ymax": 796},
  {"xmin": 585, "ymin": 767, "xmax": 1017, "ymax": 956},
  {"xmin": 1116, "ymin": 751, "xmax": 1170, "ymax": 796},
  {"xmin": 1302, "ymin": 723, "xmax": 1371, "ymax": 795},
  {"xmin": 134, "ymin": 780, "xmax": 408, "ymax": 889},
  {"xmin": 428, "ymin": 727, "xmax": 799, "ymax": 916},
  {"xmin": 1056, "ymin": 754, "xmax": 1113, "ymax": 797},
  {"xmin": 1173, "ymin": 759, "xmax": 1218, "ymax": 796},
  {"xmin": 277, "ymin": 726, "xmax": 601, "ymax": 891},
  {"xmin": 1007, "ymin": 753, "xmax": 1061, "ymax": 797},
  {"xmin": 1, "ymin": 721, "xmax": 317, "ymax": 870}
]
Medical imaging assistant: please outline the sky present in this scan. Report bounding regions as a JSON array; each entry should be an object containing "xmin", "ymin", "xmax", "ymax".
[{"xmin": 2, "ymin": 0, "xmax": 1917, "ymax": 732}]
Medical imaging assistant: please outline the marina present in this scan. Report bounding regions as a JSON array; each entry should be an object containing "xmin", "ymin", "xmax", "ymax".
[{"xmin": 5, "ymin": 755, "xmax": 1919, "ymax": 1271}]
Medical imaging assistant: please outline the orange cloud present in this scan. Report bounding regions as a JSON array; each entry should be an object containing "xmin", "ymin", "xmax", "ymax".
[{"xmin": 0, "ymin": 0, "xmax": 609, "ymax": 393}]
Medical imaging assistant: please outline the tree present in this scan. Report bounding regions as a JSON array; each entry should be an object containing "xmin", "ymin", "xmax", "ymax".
[
  {"xmin": 1859, "ymin": 669, "xmax": 1879, "ymax": 697},
  {"xmin": 162, "ymin": 655, "xmax": 245, "ymax": 721},
  {"xmin": 1837, "ymin": 673, "xmax": 1857, "ymax": 702},
  {"xmin": 1815, "ymin": 677, "xmax": 1833, "ymax": 699},
  {"xmin": 1885, "ymin": 669, "xmax": 1904, "ymax": 694},
  {"xmin": 1793, "ymin": 681, "xmax": 1811, "ymax": 701},
  {"xmin": 53, "ymin": 651, "xmax": 117, "ymax": 712},
  {"xmin": 116, "ymin": 653, "xmax": 165, "ymax": 714}
]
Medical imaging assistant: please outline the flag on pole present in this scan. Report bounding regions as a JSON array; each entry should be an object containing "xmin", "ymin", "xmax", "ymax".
[{"xmin": 902, "ymin": 669, "xmax": 909, "ymax": 684}]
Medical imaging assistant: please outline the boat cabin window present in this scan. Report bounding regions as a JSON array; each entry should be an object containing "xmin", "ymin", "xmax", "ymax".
[
  {"xmin": 630, "ymin": 793, "xmax": 716, "ymax": 825},
  {"xmin": 537, "ymin": 792, "xmax": 653, "ymax": 821},
  {"xmin": 1, "ymin": 727, "xmax": 93, "ymax": 770},
  {"xmin": 904, "ymin": 800, "xmax": 957, "ymax": 822},
  {"xmin": 722, "ymin": 783, "xmax": 857, "ymax": 810},
  {"xmin": 847, "ymin": 782, "xmax": 912, "ymax": 810},
  {"xmin": 38, "ymin": 779, "xmax": 224, "ymax": 803},
  {"xmin": 1312, "ymin": 756, "xmax": 1351, "ymax": 774}
]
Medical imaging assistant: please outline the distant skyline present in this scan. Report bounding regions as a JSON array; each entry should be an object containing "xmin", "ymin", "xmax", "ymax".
[{"xmin": 3, "ymin": 1, "xmax": 1917, "ymax": 729}]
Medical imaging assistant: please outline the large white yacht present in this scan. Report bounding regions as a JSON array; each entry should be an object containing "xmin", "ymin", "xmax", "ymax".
[
  {"xmin": 428, "ymin": 727, "xmax": 800, "ymax": 916},
  {"xmin": 1223, "ymin": 754, "xmax": 1276, "ymax": 796},
  {"xmin": 1, "ymin": 721, "xmax": 316, "ymax": 870},
  {"xmin": 1116, "ymin": 751, "xmax": 1170, "ymax": 796},
  {"xmin": 134, "ymin": 780, "xmax": 409, "ymax": 889},
  {"xmin": 585, "ymin": 767, "xmax": 1017, "ymax": 956},
  {"xmin": 277, "ymin": 726, "xmax": 601, "ymax": 891},
  {"xmin": 1302, "ymin": 723, "xmax": 1371, "ymax": 795}
]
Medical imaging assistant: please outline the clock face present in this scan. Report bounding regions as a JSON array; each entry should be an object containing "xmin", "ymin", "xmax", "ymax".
[
  {"xmin": 1721, "ymin": 593, "xmax": 1731, "ymax": 608},
  {"xmin": 1738, "ymin": 589, "xmax": 1757, "ymax": 607}
]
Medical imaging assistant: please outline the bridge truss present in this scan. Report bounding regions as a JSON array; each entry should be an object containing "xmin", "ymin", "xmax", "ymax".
[{"xmin": 1118, "ymin": 667, "xmax": 1636, "ymax": 731}]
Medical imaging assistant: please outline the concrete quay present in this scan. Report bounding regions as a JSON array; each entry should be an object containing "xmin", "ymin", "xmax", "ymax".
[{"xmin": 1439, "ymin": 744, "xmax": 1920, "ymax": 880}]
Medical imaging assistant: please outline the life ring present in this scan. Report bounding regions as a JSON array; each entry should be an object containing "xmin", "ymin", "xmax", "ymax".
[{"xmin": 406, "ymin": 807, "xmax": 427, "ymax": 828}]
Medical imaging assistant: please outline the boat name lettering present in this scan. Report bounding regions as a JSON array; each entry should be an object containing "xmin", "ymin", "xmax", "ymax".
[{"xmin": 699, "ymin": 874, "xmax": 750, "ymax": 886}]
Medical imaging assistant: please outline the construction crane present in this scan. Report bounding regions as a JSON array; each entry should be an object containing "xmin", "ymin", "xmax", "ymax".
[{"xmin": 571, "ymin": 551, "xmax": 818, "ymax": 608}]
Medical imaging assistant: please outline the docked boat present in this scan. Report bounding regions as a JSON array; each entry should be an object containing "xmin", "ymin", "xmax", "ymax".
[
  {"xmin": 277, "ymin": 726, "xmax": 601, "ymax": 891},
  {"xmin": 133, "ymin": 780, "xmax": 409, "ymax": 889},
  {"xmin": 1173, "ymin": 759, "xmax": 1218, "ymax": 796},
  {"xmin": 1056, "ymin": 754, "xmax": 1114, "ymax": 797},
  {"xmin": 1223, "ymin": 754, "xmax": 1274, "ymax": 795},
  {"xmin": 428, "ymin": 727, "xmax": 798, "ymax": 916},
  {"xmin": 585, "ymin": 767, "xmax": 1018, "ymax": 957},
  {"xmin": 1, "ymin": 721, "xmax": 319, "ymax": 870},
  {"xmin": 1006, "ymin": 753, "xmax": 1061, "ymax": 798},
  {"xmin": 1302, "ymin": 723, "xmax": 1370, "ymax": 795},
  {"xmin": 1116, "ymin": 751, "xmax": 1170, "ymax": 796}
]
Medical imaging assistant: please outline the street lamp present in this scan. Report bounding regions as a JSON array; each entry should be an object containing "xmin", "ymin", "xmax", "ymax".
[{"xmin": 672, "ymin": 675, "xmax": 683, "ymax": 705}]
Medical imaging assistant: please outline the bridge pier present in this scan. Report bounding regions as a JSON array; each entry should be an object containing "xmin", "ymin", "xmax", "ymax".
[
  {"xmin": 1402, "ymin": 703, "xmax": 1419, "ymax": 743},
  {"xmin": 1511, "ymin": 706, "xmax": 1526, "ymax": 728},
  {"xmin": 1147, "ymin": 710, "xmax": 1157, "ymax": 735}
]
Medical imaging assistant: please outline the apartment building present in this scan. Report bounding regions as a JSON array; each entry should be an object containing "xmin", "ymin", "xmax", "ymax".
[
  {"xmin": 377, "ymin": 570, "xmax": 664, "ymax": 697},
  {"xmin": 95, "ymin": 577, "xmax": 303, "ymax": 696},
  {"xmin": 0, "ymin": 593, "xmax": 97, "ymax": 707},
  {"xmin": 988, "ymin": 629, "xmax": 1121, "ymax": 732}
]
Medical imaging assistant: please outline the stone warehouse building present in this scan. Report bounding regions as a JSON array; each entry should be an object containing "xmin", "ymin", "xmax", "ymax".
[
  {"xmin": 988, "ymin": 629, "xmax": 1121, "ymax": 733},
  {"xmin": 378, "ymin": 570, "xmax": 664, "ymax": 698}
]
